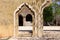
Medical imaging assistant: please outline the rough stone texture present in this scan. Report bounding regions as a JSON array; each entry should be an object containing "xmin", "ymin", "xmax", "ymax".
[
  {"xmin": 0, "ymin": 0, "xmax": 51, "ymax": 38},
  {"xmin": 43, "ymin": 31, "xmax": 60, "ymax": 38},
  {"xmin": 1, "ymin": 31, "xmax": 60, "ymax": 40},
  {"xmin": 5, "ymin": 37, "xmax": 60, "ymax": 40},
  {"xmin": 0, "ymin": 0, "xmax": 44, "ymax": 38}
]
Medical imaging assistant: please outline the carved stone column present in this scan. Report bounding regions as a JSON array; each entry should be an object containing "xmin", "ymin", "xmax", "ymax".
[{"xmin": 37, "ymin": 0, "xmax": 52, "ymax": 37}]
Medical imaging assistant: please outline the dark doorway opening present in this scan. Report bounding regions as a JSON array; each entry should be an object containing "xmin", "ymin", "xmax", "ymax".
[
  {"xmin": 26, "ymin": 14, "xmax": 32, "ymax": 22},
  {"xmin": 18, "ymin": 15, "xmax": 23, "ymax": 26}
]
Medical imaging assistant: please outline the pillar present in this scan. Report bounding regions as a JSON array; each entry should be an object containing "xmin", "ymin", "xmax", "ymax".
[{"xmin": 37, "ymin": 0, "xmax": 52, "ymax": 37}]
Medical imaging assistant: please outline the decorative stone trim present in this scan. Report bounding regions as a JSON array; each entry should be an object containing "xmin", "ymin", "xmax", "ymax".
[
  {"xmin": 14, "ymin": 3, "xmax": 36, "ymax": 37},
  {"xmin": 37, "ymin": 0, "xmax": 52, "ymax": 37},
  {"xmin": 13, "ymin": 0, "xmax": 52, "ymax": 38}
]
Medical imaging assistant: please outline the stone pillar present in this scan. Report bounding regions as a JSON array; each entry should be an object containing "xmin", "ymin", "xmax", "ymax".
[
  {"xmin": 37, "ymin": 0, "xmax": 52, "ymax": 37},
  {"xmin": 37, "ymin": 10, "xmax": 43, "ymax": 37},
  {"xmin": 23, "ymin": 18, "xmax": 26, "ymax": 26},
  {"xmin": 33, "ymin": 12, "xmax": 38, "ymax": 37}
]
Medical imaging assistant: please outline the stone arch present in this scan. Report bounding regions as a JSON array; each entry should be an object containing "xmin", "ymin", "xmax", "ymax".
[
  {"xmin": 25, "ymin": 14, "xmax": 33, "ymax": 26},
  {"xmin": 14, "ymin": 3, "xmax": 36, "ymax": 26},
  {"xmin": 14, "ymin": 3, "xmax": 36, "ymax": 37},
  {"xmin": 16, "ymin": 3, "xmax": 35, "ymax": 15},
  {"xmin": 26, "ymin": 14, "xmax": 32, "ymax": 22}
]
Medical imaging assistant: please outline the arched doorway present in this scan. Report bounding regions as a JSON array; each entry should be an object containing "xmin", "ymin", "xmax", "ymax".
[
  {"xmin": 15, "ymin": 3, "xmax": 35, "ymax": 37},
  {"xmin": 25, "ymin": 14, "xmax": 32, "ymax": 26},
  {"xmin": 18, "ymin": 15, "xmax": 23, "ymax": 26},
  {"xmin": 26, "ymin": 14, "xmax": 32, "ymax": 22}
]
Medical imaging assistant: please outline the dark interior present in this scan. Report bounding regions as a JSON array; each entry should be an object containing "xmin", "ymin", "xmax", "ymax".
[
  {"xmin": 18, "ymin": 15, "xmax": 23, "ymax": 26},
  {"xmin": 26, "ymin": 14, "xmax": 32, "ymax": 22}
]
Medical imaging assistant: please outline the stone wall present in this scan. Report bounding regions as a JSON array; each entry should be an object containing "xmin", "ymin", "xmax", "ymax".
[
  {"xmin": 43, "ymin": 31, "xmax": 60, "ymax": 38},
  {"xmin": 0, "ymin": 0, "xmax": 45, "ymax": 38},
  {"xmin": 0, "ymin": 0, "xmax": 52, "ymax": 38}
]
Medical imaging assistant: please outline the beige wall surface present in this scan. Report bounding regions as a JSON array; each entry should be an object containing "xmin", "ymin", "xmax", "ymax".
[{"xmin": 0, "ymin": 0, "xmax": 45, "ymax": 38}]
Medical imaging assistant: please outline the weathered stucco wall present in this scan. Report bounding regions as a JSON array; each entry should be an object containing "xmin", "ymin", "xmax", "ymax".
[{"xmin": 0, "ymin": 0, "xmax": 45, "ymax": 38}]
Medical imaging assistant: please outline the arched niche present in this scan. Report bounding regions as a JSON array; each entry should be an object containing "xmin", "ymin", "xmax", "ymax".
[
  {"xmin": 18, "ymin": 15, "xmax": 23, "ymax": 26},
  {"xmin": 25, "ymin": 14, "xmax": 33, "ymax": 26},
  {"xmin": 26, "ymin": 14, "xmax": 32, "ymax": 22},
  {"xmin": 14, "ymin": 3, "xmax": 35, "ymax": 37}
]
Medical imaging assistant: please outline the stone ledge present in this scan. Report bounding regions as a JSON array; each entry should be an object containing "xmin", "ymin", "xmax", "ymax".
[
  {"xmin": 0, "ymin": 37, "xmax": 60, "ymax": 40},
  {"xmin": 43, "ymin": 31, "xmax": 60, "ymax": 38},
  {"xmin": 9, "ymin": 37, "xmax": 60, "ymax": 40}
]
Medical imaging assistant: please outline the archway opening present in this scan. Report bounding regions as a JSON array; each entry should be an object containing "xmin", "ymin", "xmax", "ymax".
[
  {"xmin": 25, "ymin": 14, "xmax": 32, "ymax": 26},
  {"xmin": 18, "ymin": 15, "xmax": 23, "ymax": 26},
  {"xmin": 15, "ymin": 3, "xmax": 35, "ymax": 37},
  {"xmin": 26, "ymin": 14, "xmax": 32, "ymax": 22},
  {"xmin": 43, "ymin": 5, "xmax": 53, "ymax": 26}
]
